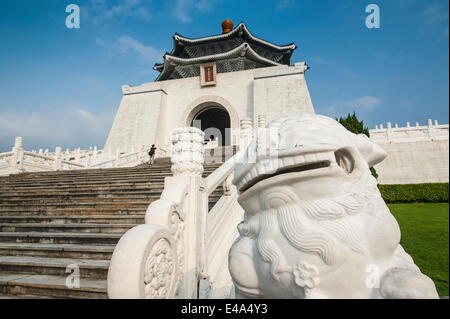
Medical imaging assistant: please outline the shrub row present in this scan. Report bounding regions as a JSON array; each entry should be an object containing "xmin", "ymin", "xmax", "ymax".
[{"xmin": 378, "ymin": 183, "xmax": 449, "ymax": 203}]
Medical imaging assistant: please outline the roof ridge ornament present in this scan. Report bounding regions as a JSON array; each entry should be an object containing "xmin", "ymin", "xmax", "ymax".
[{"xmin": 222, "ymin": 19, "xmax": 233, "ymax": 34}]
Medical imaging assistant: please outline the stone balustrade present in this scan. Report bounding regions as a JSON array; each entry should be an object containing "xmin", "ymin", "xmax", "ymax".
[
  {"xmin": 108, "ymin": 126, "xmax": 244, "ymax": 299},
  {"xmin": 370, "ymin": 119, "xmax": 449, "ymax": 143},
  {"xmin": 0, "ymin": 137, "xmax": 156, "ymax": 176},
  {"xmin": 369, "ymin": 119, "xmax": 449, "ymax": 184}
]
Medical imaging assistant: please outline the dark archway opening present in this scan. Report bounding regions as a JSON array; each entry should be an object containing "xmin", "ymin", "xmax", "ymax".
[{"xmin": 191, "ymin": 107, "xmax": 231, "ymax": 146}]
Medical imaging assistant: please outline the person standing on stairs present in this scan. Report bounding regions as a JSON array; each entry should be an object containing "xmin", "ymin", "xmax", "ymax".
[{"xmin": 148, "ymin": 144, "xmax": 157, "ymax": 165}]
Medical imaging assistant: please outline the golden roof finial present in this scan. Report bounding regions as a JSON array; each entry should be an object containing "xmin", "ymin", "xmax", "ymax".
[{"xmin": 221, "ymin": 19, "xmax": 233, "ymax": 34}]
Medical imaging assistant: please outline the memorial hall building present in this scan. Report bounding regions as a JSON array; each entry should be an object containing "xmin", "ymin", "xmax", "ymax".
[{"xmin": 104, "ymin": 21, "xmax": 314, "ymax": 153}]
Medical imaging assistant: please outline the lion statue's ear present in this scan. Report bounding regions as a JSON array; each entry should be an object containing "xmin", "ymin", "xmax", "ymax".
[{"xmin": 353, "ymin": 134, "xmax": 387, "ymax": 167}]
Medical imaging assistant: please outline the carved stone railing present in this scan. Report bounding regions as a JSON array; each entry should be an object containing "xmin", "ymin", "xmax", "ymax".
[
  {"xmin": 203, "ymin": 149, "xmax": 246, "ymax": 298},
  {"xmin": 370, "ymin": 119, "xmax": 449, "ymax": 143},
  {"xmin": 108, "ymin": 127, "xmax": 208, "ymax": 299},
  {"xmin": 0, "ymin": 137, "xmax": 160, "ymax": 175},
  {"xmin": 107, "ymin": 127, "xmax": 246, "ymax": 299},
  {"xmin": 0, "ymin": 151, "xmax": 14, "ymax": 170}
]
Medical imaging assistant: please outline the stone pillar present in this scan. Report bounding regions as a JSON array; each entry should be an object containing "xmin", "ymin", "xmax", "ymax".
[
  {"xmin": 54, "ymin": 147, "xmax": 62, "ymax": 170},
  {"xmin": 169, "ymin": 127, "xmax": 207, "ymax": 297},
  {"xmin": 75, "ymin": 148, "xmax": 81, "ymax": 162},
  {"xmin": 386, "ymin": 122, "xmax": 393, "ymax": 142},
  {"xmin": 240, "ymin": 118, "xmax": 253, "ymax": 149},
  {"xmin": 170, "ymin": 127, "xmax": 204, "ymax": 177},
  {"xmin": 427, "ymin": 118, "xmax": 435, "ymax": 140},
  {"xmin": 257, "ymin": 115, "xmax": 267, "ymax": 128},
  {"xmin": 11, "ymin": 137, "xmax": 24, "ymax": 173},
  {"xmin": 84, "ymin": 154, "xmax": 91, "ymax": 169},
  {"xmin": 114, "ymin": 149, "xmax": 121, "ymax": 168}
]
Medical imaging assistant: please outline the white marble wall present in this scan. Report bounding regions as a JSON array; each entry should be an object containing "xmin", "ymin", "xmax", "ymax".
[
  {"xmin": 370, "ymin": 120, "xmax": 449, "ymax": 184},
  {"xmin": 104, "ymin": 64, "xmax": 315, "ymax": 153},
  {"xmin": 105, "ymin": 89, "xmax": 167, "ymax": 153},
  {"xmin": 253, "ymin": 62, "xmax": 314, "ymax": 123}
]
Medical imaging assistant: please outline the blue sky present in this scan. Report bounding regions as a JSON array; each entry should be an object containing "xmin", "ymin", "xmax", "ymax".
[{"xmin": 0, "ymin": 0, "xmax": 448, "ymax": 151}]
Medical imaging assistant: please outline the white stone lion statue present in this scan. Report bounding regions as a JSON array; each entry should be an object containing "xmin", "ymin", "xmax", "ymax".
[{"xmin": 229, "ymin": 114, "xmax": 438, "ymax": 299}]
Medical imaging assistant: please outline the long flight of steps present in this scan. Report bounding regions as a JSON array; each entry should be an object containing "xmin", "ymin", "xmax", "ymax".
[{"xmin": 0, "ymin": 162, "xmax": 222, "ymax": 299}]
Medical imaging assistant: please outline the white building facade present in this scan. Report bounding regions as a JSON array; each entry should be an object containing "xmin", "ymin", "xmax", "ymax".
[{"xmin": 104, "ymin": 22, "xmax": 314, "ymax": 154}]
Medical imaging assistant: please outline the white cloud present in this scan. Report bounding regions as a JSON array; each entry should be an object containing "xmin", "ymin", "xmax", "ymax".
[
  {"xmin": 96, "ymin": 38, "xmax": 106, "ymax": 46},
  {"xmin": 84, "ymin": 0, "xmax": 152, "ymax": 24},
  {"xmin": 173, "ymin": 0, "xmax": 220, "ymax": 23},
  {"xmin": 116, "ymin": 35, "xmax": 163, "ymax": 64},
  {"xmin": 174, "ymin": 0, "xmax": 193, "ymax": 23},
  {"xmin": 0, "ymin": 106, "xmax": 114, "ymax": 152},
  {"xmin": 195, "ymin": 0, "xmax": 214, "ymax": 12},
  {"xmin": 340, "ymin": 96, "xmax": 384, "ymax": 111},
  {"xmin": 276, "ymin": 0, "xmax": 295, "ymax": 10},
  {"xmin": 317, "ymin": 96, "xmax": 384, "ymax": 119},
  {"xmin": 419, "ymin": 3, "xmax": 449, "ymax": 38}
]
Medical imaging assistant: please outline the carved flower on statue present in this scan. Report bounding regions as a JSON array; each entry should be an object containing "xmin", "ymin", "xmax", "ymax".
[{"xmin": 293, "ymin": 261, "xmax": 320, "ymax": 289}]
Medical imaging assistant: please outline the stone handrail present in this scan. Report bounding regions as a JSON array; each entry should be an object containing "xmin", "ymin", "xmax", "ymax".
[
  {"xmin": 90, "ymin": 159, "xmax": 116, "ymax": 169},
  {"xmin": 108, "ymin": 127, "xmax": 207, "ymax": 299},
  {"xmin": 107, "ymin": 127, "xmax": 248, "ymax": 299},
  {"xmin": 0, "ymin": 152, "xmax": 13, "ymax": 159},
  {"xmin": 0, "ymin": 137, "xmax": 156, "ymax": 175},
  {"xmin": 205, "ymin": 149, "xmax": 245, "ymax": 196},
  {"xmin": 23, "ymin": 151, "xmax": 55, "ymax": 161},
  {"xmin": 61, "ymin": 159, "xmax": 84, "ymax": 168},
  {"xmin": 370, "ymin": 120, "xmax": 449, "ymax": 143}
]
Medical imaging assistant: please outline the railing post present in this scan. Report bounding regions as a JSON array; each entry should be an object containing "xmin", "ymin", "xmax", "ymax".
[
  {"xmin": 168, "ymin": 127, "xmax": 207, "ymax": 298},
  {"xmin": 386, "ymin": 122, "xmax": 393, "ymax": 142},
  {"xmin": 427, "ymin": 118, "xmax": 435, "ymax": 140},
  {"xmin": 257, "ymin": 115, "xmax": 267, "ymax": 128},
  {"xmin": 75, "ymin": 148, "xmax": 81, "ymax": 162},
  {"xmin": 11, "ymin": 137, "xmax": 24, "ymax": 174},
  {"xmin": 54, "ymin": 147, "xmax": 62, "ymax": 171},
  {"xmin": 114, "ymin": 149, "xmax": 120, "ymax": 167},
  {"xmin": 240, "ymin": 117, "xmax": 253, "ymax": 149},
  {"xmin": 84, "ymin": 154, "xmax": 91, "ymax": 169},
  {"xmin": 137, "ymin": 145, "xmax": 144, "ymax": 163}
]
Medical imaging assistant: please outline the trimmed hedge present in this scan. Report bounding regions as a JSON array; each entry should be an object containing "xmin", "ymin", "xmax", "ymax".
[{"xmin": 378, "ymin": 183, "xmax": 449, "ymax": 203}]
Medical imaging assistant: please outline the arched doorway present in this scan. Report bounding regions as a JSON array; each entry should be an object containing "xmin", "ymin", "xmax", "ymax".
[{"xmin": 191, "ymin": 106, "xmax": 231, "ymax": 146}]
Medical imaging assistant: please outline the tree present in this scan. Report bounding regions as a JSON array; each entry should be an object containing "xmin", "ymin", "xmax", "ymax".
[{"xmin": 336, "ymin": 112, "xmax": 378, "ymax": 179}]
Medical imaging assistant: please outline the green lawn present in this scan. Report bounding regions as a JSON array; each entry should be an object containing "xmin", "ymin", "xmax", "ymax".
[{"xmin": 388, "ymin": 203, "xmax": 449, "ymax": 297}]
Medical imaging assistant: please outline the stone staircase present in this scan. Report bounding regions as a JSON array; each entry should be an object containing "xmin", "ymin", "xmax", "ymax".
[{"xmin": 0, "ymin": 162, "xmax": 222, "ymax": 299}]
